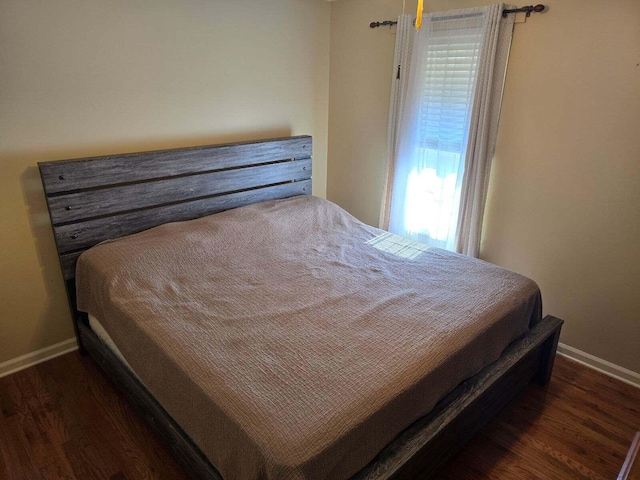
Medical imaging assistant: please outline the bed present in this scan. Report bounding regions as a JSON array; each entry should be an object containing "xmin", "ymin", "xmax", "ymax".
[{"xmin": 39, "ymin": 136, "xmax": 563, "ymax": 479}]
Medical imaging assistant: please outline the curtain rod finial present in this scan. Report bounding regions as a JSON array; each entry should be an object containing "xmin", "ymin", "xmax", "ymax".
[{"xmin": 502, "ymin": 4, "xmax": 546, "ymax": 18}]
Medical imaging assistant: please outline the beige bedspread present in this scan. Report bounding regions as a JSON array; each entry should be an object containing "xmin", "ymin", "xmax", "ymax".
[{"xmin": 76, "ymin": 195, "xmax": 541, "ymax": 480}]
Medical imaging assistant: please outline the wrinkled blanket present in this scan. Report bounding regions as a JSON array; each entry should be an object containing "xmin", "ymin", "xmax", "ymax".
[{"xmin": 77, "ymin": 195, "xmax": 541, "ymax": 480}]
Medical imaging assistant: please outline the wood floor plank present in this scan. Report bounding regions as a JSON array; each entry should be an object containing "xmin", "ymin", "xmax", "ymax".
[
  {"xmin": 0, "ymin": 353, "xmax": 638, "ymax": 479},
  {"xmin": 485, "ymin": 418, "xmax": 607, "ymax": 480},
  {"xmin": 10, "ymin": 371, "xmax": 68, "ymax": 474},
  {"xmin": 442, "ymin": 434, "xmax": 544, "ymax": 480},
  {"xmin": 4, "ymin": 415, "xmax": 43, "ymax": 480},
  {"xmin": 518, "ymin": 384, "xmax": 635, "ymax": 448},
  {"xmin": 0, "ymin": 377, "xmax": 18, "ymax": 419},
  {"xmin": 495, "ymin": 400, "xmax": 625, "ymax": 474},
  {"xmin": 0, "ymin": 413, "xmax": 27, "ymax": 480},
  {"xmin": 62, "ymin": 432, "xmax": 120, "ymax": 480}
]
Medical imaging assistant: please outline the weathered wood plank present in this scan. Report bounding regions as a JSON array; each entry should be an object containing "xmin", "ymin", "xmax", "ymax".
[
  {"xmin": 39, "ymin": 136, "xmax": 312, "ymax": 195},
  {"xmin": 48, "ymin": 158, "xmax": 311, "ymax": 225},
  {"xmin": 537, "ymin": 325, "xmax": 561, "ymax": 385},
  {"xmin": 54, "ymin": 180, "xmax": 311, "ymax": 256}
]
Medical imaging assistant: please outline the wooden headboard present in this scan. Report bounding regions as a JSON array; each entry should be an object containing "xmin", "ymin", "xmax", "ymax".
[{"xmin": 39, "ymin": 136, "xmax": 312, "ymax": 283}]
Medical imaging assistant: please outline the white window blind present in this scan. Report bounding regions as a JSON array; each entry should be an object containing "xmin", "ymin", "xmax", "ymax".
[{"xmin": 419, "ymin": 22, "xmax": 483, "ymax": 153}]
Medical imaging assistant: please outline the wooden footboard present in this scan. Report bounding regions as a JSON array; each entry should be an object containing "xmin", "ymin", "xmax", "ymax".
[{"xmin": 78, "ymin": 313, "xmax": 562, "ymax": 480}]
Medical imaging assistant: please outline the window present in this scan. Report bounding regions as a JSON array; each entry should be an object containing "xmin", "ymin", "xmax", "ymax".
[
  {"xmin": 397, "ymin": 17, "xmax": 483, "ymax": 250},
  {"xmin": 383, "ymin": 6, "xmax": 513, "ymax": 256}
]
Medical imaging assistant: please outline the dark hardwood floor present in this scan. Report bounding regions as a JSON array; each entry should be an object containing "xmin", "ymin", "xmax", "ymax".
[{"xmin": 0, "ymin": 353, "xmax": 638, "ymax": 480}]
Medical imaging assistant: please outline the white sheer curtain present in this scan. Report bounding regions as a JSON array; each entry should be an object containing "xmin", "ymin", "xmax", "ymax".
[{"xmin": 380, "ymin": 4, "xmax": 515, "ymax": 257}]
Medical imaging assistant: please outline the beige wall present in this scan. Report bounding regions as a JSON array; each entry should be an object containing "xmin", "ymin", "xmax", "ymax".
[
  {"xmin": 0, "ymin": 0, "xmax": 330, "ymax": 365},
  {"xmin": 327, "ymin": 0, "xmax": 401, "ymax": 227},
  {"xmin": 328, "ymin": 0, "xmax": 640, "ymax": 373}
]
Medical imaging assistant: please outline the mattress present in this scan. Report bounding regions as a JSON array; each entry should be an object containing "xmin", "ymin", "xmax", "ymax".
[
  {"xmin": 88, "ymin": 314, "xmax": 132, "ymax": 368},
  {"xmin": 76, "ymin": 195, "xmax": 541, "ymax": 480}
]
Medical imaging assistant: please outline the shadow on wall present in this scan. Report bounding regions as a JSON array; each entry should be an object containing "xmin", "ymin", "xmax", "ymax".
[
  {"xmin": 18, "ymin": 162, "xmax": 72, "ymax": 354},
  {"xmin": 15, "ymin": 127, "xmax": 292, "ymax": 351}
]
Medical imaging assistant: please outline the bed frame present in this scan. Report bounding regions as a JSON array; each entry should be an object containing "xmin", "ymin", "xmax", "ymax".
[{"xmin": 39, "ymin": 136, "xmax": 563, "ymax": 480}]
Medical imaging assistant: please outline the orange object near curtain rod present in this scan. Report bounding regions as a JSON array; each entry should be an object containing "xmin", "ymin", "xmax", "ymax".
[{"xmin": 415, "ymin": 0, "xmax": 424, "ymax": 29}]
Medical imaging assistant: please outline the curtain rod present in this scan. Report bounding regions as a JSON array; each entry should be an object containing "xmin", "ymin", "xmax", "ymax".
[{"xmin": 369, "ymin": 4, "xmax": 546, "ymax": 28}]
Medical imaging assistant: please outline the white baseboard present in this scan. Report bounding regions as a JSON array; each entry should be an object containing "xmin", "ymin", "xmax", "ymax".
[
  {"xmin": 0, "ymin": 338, "xmax": 78, "ymax": 379},
  {"xmin": 557, "ymin": 342, "xmax": 640, "ymax": 390}
]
